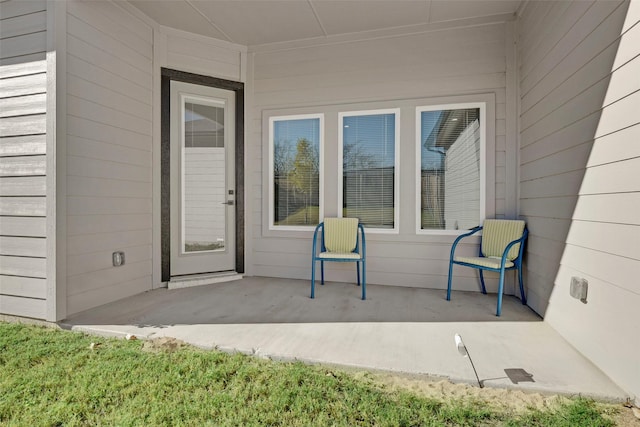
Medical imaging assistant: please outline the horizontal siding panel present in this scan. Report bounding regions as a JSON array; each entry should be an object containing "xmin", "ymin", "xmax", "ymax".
[
  {"xmin": 0, "ymin": 155, "xmax": 46, "ymax": 176},
  {"xmin": 67, "ymin": 116, "xmax": 152, "ymax": 152},
  {"xmin": 521, "ymin": 77, "xmax": 611, "ymax": 147},
  {"xmin": 66, "ymin": 275, "xmax": 150, "ymax": 317},
  {"xmin": 520, "ymin": 169, "xmax": 585, "ymax": 199},
  {"xmin": 67, "ymin": 54, "xmax": 152, "ymax": 105},
  {"xmin": 0, "ymin": 115, "xmax": 46, "ymax": 137},
  {"xmin": 66, "ymin": 14, "xmax": 151, "ymax": 76},
  {"xmin": 572, "ymin": 193, "xmax": 640, "ymax": 225},
  {"xmin": 256, "ymin": 57, "xmax": 505, "ymax": 94},
  {"xmin": 566, "ymin": 220, "xmax": 640, "ymax": 260},
  {"xmin": 166, "ymin": 52, "xmax": 241, "ymax": 82},
  {"xmin": 0, "ymin": 197, "xmax": 45, "ymax": 216},
  {"xmin": 0, "ymin": 236, "xmax": 46, "ymax": 257},
  {"xmin": 518, "ymin": 0, "xmax": 580, "ymax": 75},
  {"xmin": 0, "ymin": 0, "xmax": 46, "ymax": 20},
  {"xmin": 0, "ymin": 275, "xmax": 46, "ymax": 299},
  {"xmin": 67, "ymin": 136, "xmax": 152, "ymax": 168},
  {"xmin": 521, "ymin": 142, "xmax": 591, "ymax": 181},
  {"xmin": 67, "ymin": 75, "xmax": 152, "ymax": 122},
  {"xmin": 0, "ymin": 55, "xmax": 46, "ymax": 78},
  {"xmin": 521, "ymin": 35, "xmax": 619, "ymax": 128},
  {"xmin": 67, "ymin": 95, "xmax": 151, "ymax": 136},
  {"xmin": 523, "ymin": 216, "xmax": 572, "ymax": 243},
  {"xmin": 0, "ymin": 10, "xmax": 46, "ymax": 39},
  {"xmin": 67, "ymin": 176, "xmax": 151, "ymax": 199},
  {"xmin": 67, "ymin": 259, "xmax": 151, "ymax": 296},
  {"xmin": 0, "ymin": 255, "xmax": 46, "ymax": 278},
  {"xmin": 254, "ymin": 73, "xmax": 506, "ymax": 107},
  {"xmin": 66, "ymin": 229, "xmax": 151, "ymax": 256},
  {"xmin": 593, "ymin": 89, "xmax": 640, "ymax": 138},
  {"xmin": 67, "ymin": 196, "xmax": 151, "ymax": 216},
  {"xmin": 66, "ymin": 35, "xmax": 152, "ymax": 90},
  {"xmin": 588, "ymin": 122, "xmax": 640, "ymax": 167},
  {"xmin": 521, "ymin": 1, "xmax": 623, "ymax": 96},
  {"xmin": 67, "ymin": 0, "xmax": 152, "ymax": 60},
  {"xmin": 0, "ymin": 216, "xmax": 45, "ymax": 237},
  {"xmin": 519, "ymin": 196, "xmax": 578, "ymax": 220},
  {"xmin": 579, "ymin": 157, "xmax": 640, "ymax": 195},
  {"xmin": 67, "ymin": 155, "xmax": 150, "ymax": 182},
  {"xmin": 67, "ymin": 244, "xmax": 151, "ymax": 277},
  {"xmin": 0, "ymin": 93, "xmax": 47, "ymax": 118},
  {"xmin": 0, "ymin": 176, "xmax": 46, "ymax": 196},
  {"xmin": 67, "ymin": 214, "xmax": 151, "ymax": 236},
  {"xmin": 561, "ymin": 244, "xmax": 639, "ymax": 294},
  {"xmin": 167, "ymin": 36, "xmax": 240, "ymax": 66},
  {"xmin": 0, "ymin": 32, "xmax": 46, "ymax": 60},
  {"xmin": 0, "ymin": 134, "xmax": 46, "ymax": 156},
  {"xmin": 0, "ymin": 294, "xmax": 46, "ymax": 319},
  {"xmin": 520, "ymin": 111, "xmax": 599, "ymax": 164}
]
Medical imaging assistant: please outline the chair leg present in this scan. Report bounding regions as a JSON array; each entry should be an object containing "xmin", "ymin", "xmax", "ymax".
[
  {"xmin": 356, "ymin": 261, "xmax": 361, "ymax": 286},
  {"xmin": 496, "ymin": 269, "xmax": 505, "ymax": 317},
  {"xmin": 518, "ymin": 267, "xmax": 527, "ymax": 305},
  {"xmin": 311, "ymin": 260, "xmax": 316, "ymax": 299},
  {"xmin": 479, "ymin": 270, "xmax": 487, "ymax": 294},
  {"xmin": 320, "ymin": 261, "xmax": 325, "ymax": 285},
  {"xmin": 446, "ymin": 260, "xmax": 454, "ymax": 301},
  {"xmin": 361, "ymin": 259, "xmax": 366, "ymax": 300}
]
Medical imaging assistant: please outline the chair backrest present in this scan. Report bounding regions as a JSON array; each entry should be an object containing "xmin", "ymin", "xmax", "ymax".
[
  {"xmin": 323, "ymin": 217, "xmax": 359, "ymax": 253},
  {"xmin": 481, "ymin": 219, "xmax": 526, "ymax": 260}
]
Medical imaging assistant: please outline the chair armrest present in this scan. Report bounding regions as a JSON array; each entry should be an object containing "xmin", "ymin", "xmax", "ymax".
[
  {"xmin": 312, "ymin": 223, "xmax": 323, "ymax": 259},
  {"xmin": 499, "ymin": 229, "xmax": 528, "ymax": 265},
  {"xmin": 358, "ymin": 223, "xmax": 366, "ymax": 259},
  {"xmin": 450, "ymin": 226, "xmax": 483, "ymax": 260}
]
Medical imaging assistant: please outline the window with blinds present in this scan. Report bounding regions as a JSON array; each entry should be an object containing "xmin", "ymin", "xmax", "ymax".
[
  {"xmin": 270, "ymin": 115, "xmax": 322, "ymax": 228},
  {"xmin": 340, "ymin": 110, "xmax": 398, "ymax": 230},
  {"xmin": 418, "ymin": 105, "xmax": 482, "ymax": 231}
]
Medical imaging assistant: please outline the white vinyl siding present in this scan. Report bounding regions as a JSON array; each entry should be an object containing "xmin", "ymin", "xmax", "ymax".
[
  {"xmin": 0, "ymin": 0, "xmax": 48, "ymax": 319},
  {"xmin": 64, "ymin": 0, "xmax": 153, "ymax": 316},
  {"xmin": 250, "ymin": 23, "xmax": 505, "ymax": 290},
  {"xmin": 518, "ymin": 0, "xmax": 639, "ymax": 401}
]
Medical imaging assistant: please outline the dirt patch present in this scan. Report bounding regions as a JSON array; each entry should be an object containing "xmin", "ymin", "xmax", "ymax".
[
  {"xmin": 365, "ymin": 371, "xmax": 638, "ymax": 425},
  {"xmin": 141, "ymin": 337, "xmax": 188, "ymax": 353}
]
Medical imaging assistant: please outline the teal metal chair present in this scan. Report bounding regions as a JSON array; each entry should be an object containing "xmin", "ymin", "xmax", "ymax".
[
  {"xmin": 311, "ymin": 217, "xmax": 366, "ymax": 300},
  {"xmin": 446, "ymin": 219, "xmax": 528, "ymax": 316}
]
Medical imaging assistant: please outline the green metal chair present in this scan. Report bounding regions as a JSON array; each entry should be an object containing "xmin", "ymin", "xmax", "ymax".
[
  {"xmin": 446, "ymin": 219, "xmax": 528, "ymax": 316},
  {"xmin": 311, "ymin": 217, "xmax": 366, "ymax": 300}
]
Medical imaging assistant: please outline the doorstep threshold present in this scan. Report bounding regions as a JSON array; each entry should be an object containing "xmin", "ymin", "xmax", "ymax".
[{"xmin": 168, "ymin": 271, "xmax": 243, "ymax": 290}]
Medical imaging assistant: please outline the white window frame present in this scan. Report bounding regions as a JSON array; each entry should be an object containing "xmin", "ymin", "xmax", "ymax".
[
  {"xmin": 268, "ymin": 113, "xmax": 324, "ymax": 231},
  {"xmin": 415, "ymin": 102, "xmax": 486, "ymax": 235},
  {"xmin": 338, "ymin": 108, "xmax": 400, "ymax": 234}
]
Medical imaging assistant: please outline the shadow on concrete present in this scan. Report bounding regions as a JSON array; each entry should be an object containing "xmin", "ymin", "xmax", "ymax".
[{"xmin": 63, "ymin": 276, "xmax": 541, "ymax": 328}]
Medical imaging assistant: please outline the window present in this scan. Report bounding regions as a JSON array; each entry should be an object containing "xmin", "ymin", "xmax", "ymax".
[
  {"xmin": 416, "ymin": 103, "xmax": 485, "ymax": 233},
  {"xmin": 269, "ymin": 114, "xmax": 323, "ymax": 229},
  {"xmin": 339, "ymin": 109, "xmax": 399, "ymax": 232}
]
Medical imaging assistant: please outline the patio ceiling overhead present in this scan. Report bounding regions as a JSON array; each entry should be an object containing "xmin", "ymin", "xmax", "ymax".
[{"xmin": 127, "ymin": 0, "xmax": 521, "ymax": 47}]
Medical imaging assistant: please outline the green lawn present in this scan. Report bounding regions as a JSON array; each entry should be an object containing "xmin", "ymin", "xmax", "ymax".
[{"xmin": 0, "ymin": 323, "xmax": 618, "ymax": 426}]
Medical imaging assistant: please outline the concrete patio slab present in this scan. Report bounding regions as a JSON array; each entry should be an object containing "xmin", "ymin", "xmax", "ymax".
[{"xmin": 62, "ymin": 276, "xmax": 628, "ymax": 402}]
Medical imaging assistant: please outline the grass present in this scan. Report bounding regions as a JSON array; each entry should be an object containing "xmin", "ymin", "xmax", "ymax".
[{"xmin": 0, "ymin": 322, "xmax": 617, "ymax": 426}]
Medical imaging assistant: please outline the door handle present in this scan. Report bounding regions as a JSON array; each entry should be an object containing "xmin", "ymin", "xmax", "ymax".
[{"xmin": 221, "ymin": 200, "xmax": 234, "ymax": 206}]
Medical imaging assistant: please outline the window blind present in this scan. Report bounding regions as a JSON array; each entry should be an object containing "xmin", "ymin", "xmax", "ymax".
[{"xmin": 342, "ymin": 113, "xmax": 395, "ymax": 229}]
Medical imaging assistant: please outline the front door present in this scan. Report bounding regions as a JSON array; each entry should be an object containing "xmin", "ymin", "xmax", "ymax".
[{"xmin": 169, "ymin": 81, "xmax": 235, "ymax": 276}]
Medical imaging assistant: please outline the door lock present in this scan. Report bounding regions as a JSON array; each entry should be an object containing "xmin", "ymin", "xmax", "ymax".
[{"xmin": 221, "ymin": 200, "xmax": 234, "ymax": 206}]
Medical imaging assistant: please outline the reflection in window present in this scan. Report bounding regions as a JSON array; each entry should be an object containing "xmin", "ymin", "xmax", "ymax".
[
  {"xmin": 419, "ymin": 106, "xmax": 481, "ymax": 230},
  {"xmin": 341, "ymin": 111, "xmax": 397, "ymax": 230},
  {"xmin": 271, "ymin": 116, "xmax": 321, "ymax": 227}
]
